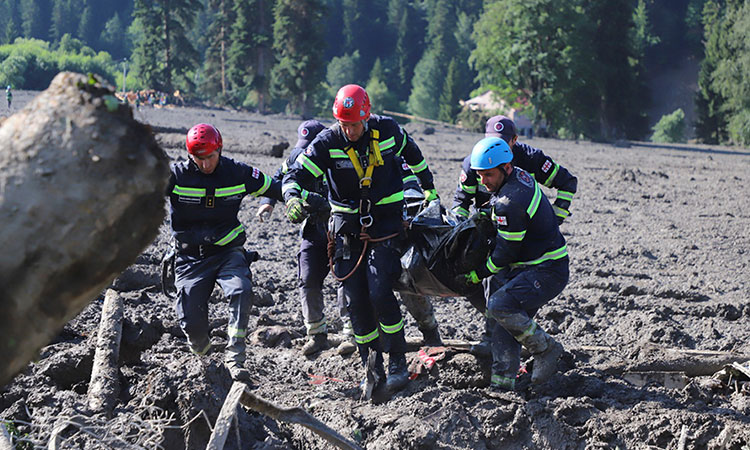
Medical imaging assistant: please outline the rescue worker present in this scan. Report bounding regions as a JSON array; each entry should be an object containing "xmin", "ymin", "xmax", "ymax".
[
  {"xmin": 282, "ymin": 84, "xmax": 439, "ymax": 395},
  {"xmin": 167, "ymin": 123, "xmax": 282, "ymax": 381},
  {"xmin": 452, "ymin": 115, "xmax": 577, "ymax": 355},
  {"xmin": 6, "ymin": 85, "xmax": 12, "ymax": 109},
  {"xmin": 456, "ymin": 137, "xmax": 569, "ymax": 391},
  {"xmin": 256, "ymin": 120, "xmax": 333, "ymax": 356}
]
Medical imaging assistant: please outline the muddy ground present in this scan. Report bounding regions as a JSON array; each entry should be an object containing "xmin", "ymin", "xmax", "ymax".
[{"xmin": 1, "ymin": 91, "xmax": 749, "ymax": 449}]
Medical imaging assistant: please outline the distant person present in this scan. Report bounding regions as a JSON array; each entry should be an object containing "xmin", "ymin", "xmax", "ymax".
[
  {"xmin": 456, "ymin": 137, "xmax": 569, "ymax": 391},
  {"xmin": 451, "ymin": 115, "xmax": 578, "ymax": 357},
  {"xmin": 6, "ymin": 86, "xmax": 12, "ymax": 109},
  {"xmin": 167, "ymin": 123, "xmax": 283, "ymax": 382}
]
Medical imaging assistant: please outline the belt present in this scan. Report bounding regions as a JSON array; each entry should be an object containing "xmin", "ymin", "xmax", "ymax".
[{"xmin": 176, "ymin": 242, "xmax": 233, "ymax": 258}]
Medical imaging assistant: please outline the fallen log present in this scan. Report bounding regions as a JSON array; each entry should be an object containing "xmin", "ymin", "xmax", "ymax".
[
  {"xmin": 87, "ymin": 289, "xmax": 123, "ymax": 417},
  {"xmin": 0, "ymin": 72, "xmax": 168, "ymax": 387},
  {"xmin": 239, "ymin": 385, "xmax": 362, "ymax": 450}
]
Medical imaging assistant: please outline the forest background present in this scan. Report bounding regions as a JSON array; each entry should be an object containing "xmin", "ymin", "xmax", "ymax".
[{"xmin": 0, "ymin": 0, "xmax": 748, "ymax": 146}]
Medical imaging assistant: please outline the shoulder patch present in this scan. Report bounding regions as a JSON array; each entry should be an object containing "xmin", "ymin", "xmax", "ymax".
[
  {"xmin": 518, "ymin": 170, "xmax": 533, "ymax": 187},
  {"xmin": 252, "ymin": 167, "xmax": 260, "ymax": 179},
  {"xmin": 402, "ymin": 162, "xmax": 410, "ymax": 171},
  {"xmin": 541, "ymin": 159, "xmax": 552, "ymax": 173},
  {"xmin": 459, "ymin": 171, "xmax": 468, "ymax": 183},
  {"xmin": 494, "ymin": 214, "xmax": 508, "ymax": 227},
  {"xmin": 304, "ymin": 145, "xmax": 314, "ymax": 156}
]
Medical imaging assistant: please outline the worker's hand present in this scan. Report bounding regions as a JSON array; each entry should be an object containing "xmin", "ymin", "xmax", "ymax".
[
  {"xmin": 256, "ymin": 204, "xmax": 274, "ymax": 222},
  {"xmin": 454, "ymin": 270, "xmax": 481, "ymax": 287},
  {"xmin": 285, "ymin": 197, "xmax": 308, "ymax": 224}
]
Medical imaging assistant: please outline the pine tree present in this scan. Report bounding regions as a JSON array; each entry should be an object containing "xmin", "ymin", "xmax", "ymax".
[
  {"xmin": 269, "ymin": 0, "xmax": 325, "ymax": 115},
  {"xmin": 203, "ymin": 0, "xmax": 233, "ymax": 99},
  {"xmin": 2, "ymin": 0, "xmax": 22, "ymax": 44},
  {"xmin": 438, "ymin": 58, "xmax": 460, "ymax": 123},
  {"xmin": 131, "ymin": 0, "xmax": 201, "ymax": 93},
  {"xmin": 99, "ymin": 13, "xmax": 126, "ymax": 59}
]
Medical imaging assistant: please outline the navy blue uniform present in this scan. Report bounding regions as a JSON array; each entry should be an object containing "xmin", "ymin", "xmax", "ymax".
[
  {"xmin": 283, "ymin": 114, "xmax": 435, "ymax": 365},
  {"xmin": 452, "ymin": 142, "xmax": 577, "ymax": 222},
  {"xmin": 260, "ymin": 144, "xmax": 331, "ymax": 336},
  {"xmin": 168, "ymin": 156, "xmax": 281, "ymax": 363},
  {"xmin": 474, "ymin": 167, "xmax": 569, "ymax": 388}
]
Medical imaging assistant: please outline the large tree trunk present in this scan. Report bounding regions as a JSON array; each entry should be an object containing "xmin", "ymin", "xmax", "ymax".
[{"xmin": 0, "ymin": 72, "xmax": 168, "ymax": 387}]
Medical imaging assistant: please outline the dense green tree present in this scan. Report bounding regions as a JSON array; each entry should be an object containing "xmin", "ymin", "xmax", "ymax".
[
  {"xmin": 365, "ymin": 57, "xmax": 398, "ymax": 112},
  {"xmin": 386, "ymin": 0, "xmax": 425, "ymax": 104},
  {"xmin": 130, "ymin": 0, "xmax": 201, "ymax": 93},
  {"xmin": 203, "ymin": 0, "xmax": 233, "ymax": 99},
  {"xmin": 2, "ymin": 0, "xmax": 22, "ymax": 45},
  {"xmin": 99, "ymin": 13, "xmax": 127, "ymax": 59},
  {"xmin": 269, "ymin": 0, "xmax": 325, "ymax": 115},
  {"xmin": 652, "ymin": 108, "xmax": 686, "ymax": 142},
  {"xmin": 49, "ymin": 0, "xmax": 74, "ymax": 42},
  {"xmin": 694, "ymin": 0, "xmax": 729, "ymax": 143},
  {"xmin": 438, "ymin": 58, "xmax": 461, "ymax": 123},
  {"xmin": 340, "ymin": 0, "xmax": 388, "ymax": 82}
]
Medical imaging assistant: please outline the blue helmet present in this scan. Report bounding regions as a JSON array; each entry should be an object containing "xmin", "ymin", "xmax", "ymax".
[{"xmin": 470, "ymin": 137, "xmax": 512, "ymax": 170}]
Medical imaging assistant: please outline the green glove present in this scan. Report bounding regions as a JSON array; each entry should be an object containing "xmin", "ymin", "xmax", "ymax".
[
  {"xmin": 424, "ymin": 189, "xmax": 439, "ymax": 203},
  {"xmin": 285, "ymin": 197, "xmax": 308, "ymax": 224},
  {"xmin": 455, "ymin": 270, "xmax": 481, "ymax": 287}
]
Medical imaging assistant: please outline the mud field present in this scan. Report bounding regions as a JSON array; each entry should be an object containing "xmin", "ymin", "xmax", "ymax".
[{"xmin": 1, "ymin": 91, "xmax": 749, "ymax": 449}]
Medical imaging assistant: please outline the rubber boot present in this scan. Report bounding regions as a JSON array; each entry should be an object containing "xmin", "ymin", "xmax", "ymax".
[
  {"xmin": 224, "ymin": 350, "xmax": 252, "ymax": 383},
  {"xmin": 301, "ymin": 333, "xmax": 328, "ymax": 356},
  {"xmin": 385, "ymin": 353, "xmax": 409, "ymax": 393},
  {"xmin": 188, "ymin": 336, "xmax": 211, "ymax": 356},
  {"xmin": 521, "ymin": 327, "xmax": 563, "ymax": 384},
  {"xmin": 420, "ymin": 325, "xmax": 443, "ymax": 347}
]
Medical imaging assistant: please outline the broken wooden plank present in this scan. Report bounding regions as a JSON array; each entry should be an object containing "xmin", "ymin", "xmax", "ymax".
[
  {"xmin": 239, "ymin": 387, "xmax": 362, "ymax": 450},
  {"xmin": 206, "ymin": 382, "xmax": 246, "ymax": 450},
  {"xmin": 87, "ymin": 289, "xmax": 123, "ymax": 417}
]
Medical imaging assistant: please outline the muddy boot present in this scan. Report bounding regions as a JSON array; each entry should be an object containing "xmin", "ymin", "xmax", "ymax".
[
  {"xmin": 470, "ymin": 317, "xmax": 493, "ymax": 357},
  {"xmin": 385, "ymin": 353, "xmax": 409, "ymax": 393},
  {"xmin": 529, "ymin": 337, "xmax": 563, "ymax": 384},
  {"xmin": 337, "ymin": 318, "xmax": 356, "ymax": 355},
  {"xmin": 301, "ymin": 333, "xmax": 328, "ymax": 356},
  {"xmin": 420, "ymin": 325, "xmax": 443, "ymax": 347},
  {"xmin": 225, "ymin": 359, "xmax": 252, "ymax": 383}
]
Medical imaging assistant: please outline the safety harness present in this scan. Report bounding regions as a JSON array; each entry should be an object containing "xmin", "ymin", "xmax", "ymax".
[{"xmin": 328, "ymin": 128, "xmax": 401, "ymax": 281}]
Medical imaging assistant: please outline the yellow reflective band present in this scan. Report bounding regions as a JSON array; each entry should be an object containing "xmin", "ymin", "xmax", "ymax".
[
  {"xmin": 491, "ymin": 374, "xmax": 516, "ymax": 388},
  {"xmin": 380, "ymin": 319, "xmax": 404, "ymax": 334},
  {"xmin": 409, "ymin": 159, "xmax": 428, "ymax": 173},
  {"xmin": 299, "ymin": 154, "xmax": 324, "ymax": 177},
  {"xmin": 527, "ymin": 182, "xmax": 541, "ymax": 218},
  {"xmin": 396, "ymin": 134, "xmax": 407, "ymax": 156},
  {"xmin": 552, "ymin": 205, "xmax": 570, "ymax": 218},
  {"xmin": 215, "ymin": 224, "xmax": 245, "ymax": 246},
  {"xmin": 402, "ymin": 175, "xmax": 418, "ymax": 184},
  {"xmin": 514, "ymin": 321, "xmax": 537, "ymax": 342},
  {"xmin": 329, "ymin": 148, "xmax": 349, "ymax": 159},
  {"xmin": 227, "ymin": 326, "xmax": 246, "ymax": 338},
  {"xmin": 461, "ymin": 183, "xmax": 477, "ymax": 194},
  {"xmin": 557, "ymin": 190, "xmax": 574, "ymax": 202},
  {"xmin": 355, "ymin": 328, "xmax": 379, "ymax": 344},
  {"xmin": 486, "ymin": 256, "xmax": 503, "ymax": 274},
  {"xmin": 498, "ymin": 229, "xmax": 525, "ymax": 241},
  {"xmin": 216, "ymin": 184, "xmax": 246, "ymax": 197},
  {"xmin": 306, "ymin": 319, "xmax": 326, "ymax": 335},
  {"xmin": 331, "ymin": 203, "xmax": 359, "ymax": 214},
  {"xmin": 379, "ymin": 136, "xmax": 395, "ymax": 150},
  {"xmin": 375, "ymin": 190, "xmax": 404, "ymax": 205},
  {"xmin": 510, "ymin": 244, "xmax": 568, "ymax": 267},
  {"xmin": 173, "ymin": 185, "xmax": 206, "ymax": 197},
  {"xmin": 282, "ymin": 160, "xmax": 289, "ymax": 174},
  {"xmin": 251, "ymin": 174, "xmax": 272, "ymax": 197},
  {"xmin": 282, "ymin": 182, "xmax": 301, "ymax": 194},
  {"xmin": 453, "ymin": 206, "xmax": 469, "ymax": 217},
  {"xmin": 543, "ymin": 163, "xmax": 560, "ymax": 187}
]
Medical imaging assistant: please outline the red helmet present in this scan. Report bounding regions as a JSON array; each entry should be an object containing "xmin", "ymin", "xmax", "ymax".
[
  {"xmin": 332, "ymin": 84, "xmax": 370, "ymax": 123},
  {"xmin": 186, "ymin": 123, "xmax": 222, "ymax": 157}
]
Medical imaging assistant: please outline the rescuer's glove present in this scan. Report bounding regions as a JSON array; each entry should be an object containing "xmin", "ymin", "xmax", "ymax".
[{"xmin": 285, "ymin": 197, "xmax": 308, "ymax": 224}]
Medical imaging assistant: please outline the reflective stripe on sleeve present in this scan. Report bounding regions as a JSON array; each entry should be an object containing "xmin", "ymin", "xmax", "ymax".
[
  {"xmin": 379, "ymin": 136, "xmax": 396, "ymax": 150},
  {"xmin": 510, "ymin": 244, "xmax": 568, "ymax": 267},
  {"xmin": 461, "ymin": 183, "xmax": 477, "ymax": 194},
  {"xmin": 556, "ymin": 190, "xmax": 574, "ymax": 202},
  {"xmin": 250, "ymin": 174, "xmax": 272, "ymax": 197},
  {"xmin": 329, "ymin": 148, "xmax": 348, "ymax": 159},
  {"xmin": 542, "ymin": 163, "xmax": 560, "ymax": 187},
  {"xmin": 498, "ymin": 229, "xmax": 526, "ymax": 241},
  {"xmin": 409, "ymin": 159, "xmax": 428, "ymax": 173},
  {"xmin": 527, "ymin": 182, "xmax": 542, "ymax": 218},
  {"xmin": 453, "ymin": 206, "xmax": 469, "ymax": 218},
  {"xmin": 486, "ymin": 256, "xmax": 504, "ymax": 274},
  {"xmin": 298, "ymin": 154, "xmax": 324, "ymax": 177},
  {"xmin": 375, "ymin": 190, "xmax": 404, "ymax": 206}
]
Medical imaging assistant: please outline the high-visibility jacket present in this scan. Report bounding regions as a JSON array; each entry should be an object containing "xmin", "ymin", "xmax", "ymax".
[
  {"xmin": 168, "ymin": 156, "xmax": 282, "ymax": 248},
  {"xmin": 260, "ymin": 144, "xmax": 329, "ymax": 209},
  {"xmin": 452, "ymin": 141, "xmax": 577, "ymax": 221},
  {"xmin": 283, "ymin": 114, "xmax": 435, "ymax": 237},
  {"xmin": 478, "ymin": 167, "xmax": 568, "ymax": 278}
]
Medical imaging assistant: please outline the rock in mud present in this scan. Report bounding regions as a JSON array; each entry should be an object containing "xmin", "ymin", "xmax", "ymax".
[{"xmin": 0, "ymin": 72, "xmax": 168, "ymax": 386}]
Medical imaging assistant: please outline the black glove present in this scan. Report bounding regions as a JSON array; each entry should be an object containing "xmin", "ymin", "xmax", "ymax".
[{"xmin": 304, "ymin": 192, "xmax": 331, "ymax": 216}]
